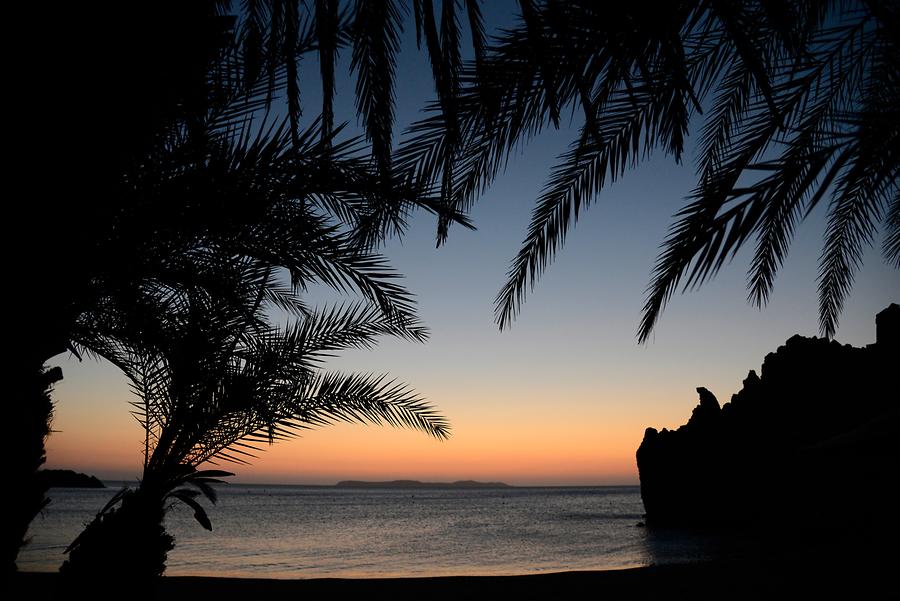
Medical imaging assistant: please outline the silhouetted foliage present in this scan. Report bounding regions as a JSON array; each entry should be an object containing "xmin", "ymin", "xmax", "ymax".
[
  {"xmin": 60, "ymin": 263, "xmax": 447, "ymax": 586},
  {"xmin": 9, "ymin": 0, "xmax": 474, "ymax": 569},
  {"xmin": 395, "ymin": 0, "xmax": 899, "ymax": 340},
  {"xmin": 60, "ymin": 487, "xmax": 174, "ymax": 593}
]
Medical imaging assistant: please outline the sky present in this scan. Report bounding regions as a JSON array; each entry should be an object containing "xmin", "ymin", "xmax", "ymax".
[{"xmin": 44, "ymin": 3, "xmax": 899, "ymax": 486}]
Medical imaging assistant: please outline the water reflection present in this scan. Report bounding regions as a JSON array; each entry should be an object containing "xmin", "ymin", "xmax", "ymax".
[{"xmin": 16, "ymin": 485, "xmax": 769, "ymax": 578}]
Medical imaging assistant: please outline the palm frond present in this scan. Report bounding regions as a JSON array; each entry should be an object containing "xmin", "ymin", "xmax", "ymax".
[
  {"xmin": 168, "ymin": 491, "xmax": 214, "ymax": 530},
  {"xmin": 818, "ymin": 99, "xmax": 899, "ymax": 337},
  {"xmin": 495, "ymin": 83, "xmax": 659, "ymax": 328},
  {"xmin": 351, "ymin": 0, "xmax": 405, "ymax": 176},
  {"xmin": 465, "ymin": 0, "xmax": 485, "ymax": 73},
  {"xmin": 884, "ymin": 188, "xmax": 900, "ymax": 268},
  {"xmin": 315, "ymin": 0, "xmax": 340, "ymax": 141},
  {"xmin": 709, "ymin": 0, "xmax": 780, "ymax": 117},
  {"xmin": 638, "ymin": 9, "xmax": 885, "ymax": 341},
  {"xmin": 282, "ymin": 0, "xmax": 303, "ymax": 145},
  {"xmin": 279, "ymin": 371, "xmax": 451, "ymax": 440},
  {"xmin": 122, "ymin": 287, "xmax": 445, "ymax": 484}
]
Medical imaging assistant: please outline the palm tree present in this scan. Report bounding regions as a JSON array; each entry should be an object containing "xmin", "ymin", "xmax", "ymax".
[
  {"xmin": 59, "ymin": 265, "xmax": 448, "ymax": 586},
  {"xmin": 394, "ymin": 0, "xmax": 899, "ymax": 340},
  {"xmin": 8, "ymin": 0, "xmax": 479, "ymax": 569}
]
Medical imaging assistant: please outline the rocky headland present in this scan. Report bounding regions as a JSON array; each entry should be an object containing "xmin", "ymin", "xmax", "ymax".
[{"xmin": 636, "ymin": 304, "xmax": 898, "ymax": 535}]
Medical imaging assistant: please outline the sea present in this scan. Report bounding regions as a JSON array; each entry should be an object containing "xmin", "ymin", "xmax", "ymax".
[{"xmin": 18, "ymin": 484, "xmax": 755, "ymax": 579}]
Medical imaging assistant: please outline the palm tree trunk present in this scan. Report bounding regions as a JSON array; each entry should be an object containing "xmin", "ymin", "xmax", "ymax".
[
  {"xmin": 60, "ymin": 487, "xmax": 174, "ymax": 594},
  {"xmin": 3, "ymin": 362, "xmax": 61, "ymax": 575},
  {"xmin": 6, "ymin": 304, "xmax": 81, "ymax": 572}
]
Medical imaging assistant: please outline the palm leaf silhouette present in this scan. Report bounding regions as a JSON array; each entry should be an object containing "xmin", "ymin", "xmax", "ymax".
[{"xmin": 395, "ymin": 1, "xmax": 898, "ymax": 339}]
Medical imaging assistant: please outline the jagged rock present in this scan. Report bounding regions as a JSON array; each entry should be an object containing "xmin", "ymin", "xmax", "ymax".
[
  {"xmin": 875, "ymin": 303, "xmax": 899, "ymax": 349},
  {"xmin": 636, "ymin": 306, "xmax": 897, "ymax": 534},
  {"xmin": 687, "ymin": 387, "xmax": 720, "ymax": 429}
]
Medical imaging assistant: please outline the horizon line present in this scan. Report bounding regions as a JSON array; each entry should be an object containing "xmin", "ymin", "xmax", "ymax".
[{"xmin": 93, "ymin": 478, "xmax": 640, "ymax": 489}]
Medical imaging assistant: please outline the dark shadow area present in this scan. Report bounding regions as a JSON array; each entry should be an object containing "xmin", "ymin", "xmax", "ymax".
[
  {"xmin": 5, "ymin": 366, "xmax": 60, "ymax": 574},
  {"xmin": 10, "ymin": 552, "xmax": 898, "ymax": 601}
]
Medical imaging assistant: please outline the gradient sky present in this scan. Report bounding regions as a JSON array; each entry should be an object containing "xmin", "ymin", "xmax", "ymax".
[{"xmin": 44, "ymin": 3, "xmax": 899, "ymax": 486}]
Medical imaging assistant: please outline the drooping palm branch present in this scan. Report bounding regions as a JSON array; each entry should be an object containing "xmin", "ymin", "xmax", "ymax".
[
  {"xmin": 124, "ymin": 294, "xmax": 447, "ymax": 480},
  {"xmin": 215, "ymin": 0, "xmax": 484, "ymax": 244},
  {"xmin": 394, "ymin": 0, "xmax": 899, "ymax": 340}
]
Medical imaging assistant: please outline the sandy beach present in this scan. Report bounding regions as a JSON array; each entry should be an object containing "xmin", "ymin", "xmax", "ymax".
[{"xmin": 9, "ymin": 555, "xmax": 894, "ymax": 601}]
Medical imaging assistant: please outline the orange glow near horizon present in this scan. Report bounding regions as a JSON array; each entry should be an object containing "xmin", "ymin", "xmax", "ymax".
[
  {"xmin": 44, "ymin": 365, "xmax": 654, "ymax": 486},
  {"xmin": 239, "ymin": 415, "xmax": 643, "ymax": 486},
  {"xmin": 46, "ymin": 426, "xmax": 641, "ymax": 486}
]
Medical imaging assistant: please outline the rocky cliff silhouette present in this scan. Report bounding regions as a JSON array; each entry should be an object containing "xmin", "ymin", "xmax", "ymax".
[{"xmin": 637, "ymin": 304, "xmax": 898, "ymax": 535}]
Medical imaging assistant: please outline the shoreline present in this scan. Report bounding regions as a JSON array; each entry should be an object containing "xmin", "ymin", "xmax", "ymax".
[{"xmin": 11, "ymin": 557, "xmax": 894, "ymax": 601}]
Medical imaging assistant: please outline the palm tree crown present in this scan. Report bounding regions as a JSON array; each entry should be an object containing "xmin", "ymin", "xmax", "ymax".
[{"xmin": 61, "ymin": 265, "xmax": 448, "ymax": 582}]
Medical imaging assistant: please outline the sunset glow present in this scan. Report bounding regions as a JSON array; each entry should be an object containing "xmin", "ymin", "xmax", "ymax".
[{"xmin": 36, "ymin": 2, "xmax": 898, "ymax": 490}]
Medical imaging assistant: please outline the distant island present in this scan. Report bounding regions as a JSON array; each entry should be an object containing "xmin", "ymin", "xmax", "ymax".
[
  {"xmin": 335, "ymin": 480, "xmax": 512, "ymax": 488},
  {"xmin": 37, "ymin": 469, "xmax": 105, "ymax": 488}
]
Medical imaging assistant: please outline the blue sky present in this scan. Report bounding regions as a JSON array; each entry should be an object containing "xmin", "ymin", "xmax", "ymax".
[{"xmin": 44, "ymin": 2, "xmax": 899, "ymax": 485}]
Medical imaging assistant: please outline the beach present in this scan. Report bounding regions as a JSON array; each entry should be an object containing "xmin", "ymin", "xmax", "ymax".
[{"xmin": 11, "ymin": 553, "xmax": 895, "ymax": 601}]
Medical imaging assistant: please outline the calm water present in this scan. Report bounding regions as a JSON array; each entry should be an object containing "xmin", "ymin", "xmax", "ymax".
[{"xmin": 19, "ymin": 485, "xmax": 747, "ymax": 578}]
